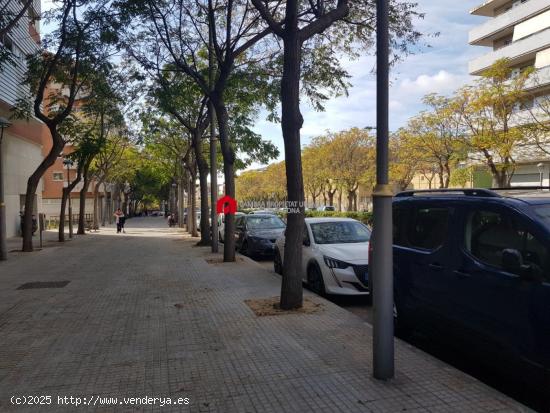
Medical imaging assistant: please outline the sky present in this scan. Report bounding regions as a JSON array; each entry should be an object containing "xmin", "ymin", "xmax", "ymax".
[
  {"xmin": 41, "ymin": 0, "xmax": 488, "ymax": 169},
  {"xmin": 250, "ymin": 0, "xmax": 486, "ymax": 167}
]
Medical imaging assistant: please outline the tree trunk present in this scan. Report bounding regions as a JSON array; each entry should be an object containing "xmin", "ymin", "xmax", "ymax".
[
  {"xmin": 493, "ymin": 170, "xmax": 510, "ymax": 188},
  {"xmin": 353, "ymin": 192, "xmax": 357, "ymax": 211},
  {"xmin": 58, "ymin": 168, "xmax": 81, "ymax": 242},
  {"xmin": 59, "ymin": 188, "xmax": 69, "ymax": 242},
  {"xmin": 328, "ymin": 191, "xmax": 334, "ymax": 207},
  {"xmin": 193, "ymin": 129, "xmax": 211, "ymax": 245},
  {"xmin": 186, "ymin": 174, "xmax": 192, "ymax": 233},
  {"xmin": 179, "ymin": 175, "xmax": 185, "ymax": 228},
  {"xmin": 78, "ymin": 174, "xmax": 91, "ymax": 235},
  {"xmin": 197, "ymin": 167, "xmax": 210, "ymax": 244},
  {"xmin": 444, "ymin": 162, "xmax": 451, "ymax": 188},
  {"xmin": 208, "ymin": 28, "xmax": 219, "ymax": 254},
  {"xmin": 482, "ymin": 150, "xmax": 509, "ymax": 188},
  {"xmin": 122, "ymin": 194, "xmax": 128, "ymax": 217},
  {"xmin": 93, "ymin": 178, "xmax": 105, "ymax": 230},
  {"xmin": 338, "ymin": 190, "xmax": 343, "ymax": 212},
  {"xmin": 169, "ymin": 184, "xmax": 175, "ymax": 214},
  {"xmin": 102, "ymin": 191, "xmax": 108, "ymax": 227},
  {"xmin": 58, "ymin": 170, "xmax": 82, "ymax": 242},
  {"xmin": 212, "ymin": 94, "xmax": 236, "ymax": 262},
  {"xmin": 347, "ymin": 190, "xmax": 354, "ymax": 211},
  {"xmin": 22, "ymin": 129, "xmax": 64, "ymax": 251},
  {"xmin": 438, "ymin": 163, "xmax": 445, "ymax": 188},
  {"xmin": 279, "ymin": 25, "xmax": 305, "ymax": 310},
  {"xmin": 190, "ymin": 172, "xmax": 198, "ymax": 237}
]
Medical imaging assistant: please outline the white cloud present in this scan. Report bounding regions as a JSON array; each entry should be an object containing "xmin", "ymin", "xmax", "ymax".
[
  {"xmin": 389, "ymin": 100, "xmax": 404, "ymax": 110},
  {"xmin": 400, "ymin": 70, "xmax": 468, "ymax": 95}
]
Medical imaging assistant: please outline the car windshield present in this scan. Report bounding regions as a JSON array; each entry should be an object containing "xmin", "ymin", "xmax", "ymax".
[
  {"xmin": 247, "ymin": 215, "xmax": 285, "ymax": 229},
  {"xmin": 310, "ymin": 221, "xmax": 371, "ymax": 244},
  {"xmin": 534, "ymin": 205, "xmax": 550, "ymax": 228}
]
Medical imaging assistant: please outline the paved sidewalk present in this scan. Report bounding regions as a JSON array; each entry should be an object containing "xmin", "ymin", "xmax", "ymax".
[
  {"xmin": 5, "ymin": 225, "xmax": 106, "ymax": 253},
  {"xmin": 0, "ymin": 218, "xmax": 532, "ymax": 412}
]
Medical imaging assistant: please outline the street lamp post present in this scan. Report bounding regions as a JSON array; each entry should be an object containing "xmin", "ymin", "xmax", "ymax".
[
  {"xmin": 372, "ymin": 0, "xmax": 394, "ymax": 380},
  {"xmin": 0, "ymin": 116, "xmax": 12, "ymax": 261},
  {"xmin": 63, "ymin": 158, "xmax": 74, "ymax": 238},
  {"xmin": 537, "ymin": 163, "xmax": 544, "ymax": 188}
]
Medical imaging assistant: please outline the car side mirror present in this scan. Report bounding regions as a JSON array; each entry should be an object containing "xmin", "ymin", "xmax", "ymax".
[
  {"xmin": 303, "ymin": 237, "xmax": 310, "ymax": 247},
  {"xmin": 502, "ymin": 249, "xmax": 523, "ymax": 274},
  {"xmin": 502, "ymin": 248, "xmax": 535, "ymax": 281}
]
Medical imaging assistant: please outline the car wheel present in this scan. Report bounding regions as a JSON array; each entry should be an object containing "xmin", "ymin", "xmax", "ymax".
[
  {"xmin": 274, "ymin": 249, "xmax": 283, "ymax": 275},
  {"xmin": 307, "ymin": 263, "xmax": 326, "ymax": 296}
]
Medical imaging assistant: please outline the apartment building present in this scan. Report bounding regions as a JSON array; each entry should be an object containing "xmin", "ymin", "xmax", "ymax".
[
  {"xmin": 0, "ymin": 0, "xmax": 45, "ymax": 237},
  {"xmin": 37, "ymin": 80, "xmax": 115, "ymax": 228},
  {"xmin": 469, "ymin": 0, "xmax": 550, "ymax": 186},
  {"xmin": 41, "ymin": 144, "xmax": 101, "ymax": 221}
]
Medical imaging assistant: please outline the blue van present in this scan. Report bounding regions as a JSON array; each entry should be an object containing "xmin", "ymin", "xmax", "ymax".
[{"xmin": 392, "ymin": 189, "xmax": 550, "ymax": 392}]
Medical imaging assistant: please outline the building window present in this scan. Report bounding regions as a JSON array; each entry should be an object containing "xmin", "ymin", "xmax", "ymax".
[
  {"xmin": 53, "ymin": 172, "xmax": 64, "ymax": 181},
  {"xmin": 0, "ymin": 35, "xmax": 14, "ymax": 53}
]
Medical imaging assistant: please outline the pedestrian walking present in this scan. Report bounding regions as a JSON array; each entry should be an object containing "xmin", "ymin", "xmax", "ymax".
[{"xmin": 114, "ymin": 208, "xmax": 125, "ymax": 233}]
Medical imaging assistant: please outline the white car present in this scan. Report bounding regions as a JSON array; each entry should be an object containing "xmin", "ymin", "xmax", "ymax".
[
  {"xmin": 274, "ymin": 217, "xmax": 371, "ymax": 296},
  {"xmin": 217, "ymin": 212, "xmax": 245, "ymax": 242}
]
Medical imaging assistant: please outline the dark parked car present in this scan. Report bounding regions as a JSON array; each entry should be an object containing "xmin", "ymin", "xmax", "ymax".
[
  {"xmin": 235, "ymin": 214, "xmax": 286, "ymax": 258},
  {"xmin": 392, "ymin": 188, "xmax": 550, "ymax": 395}
]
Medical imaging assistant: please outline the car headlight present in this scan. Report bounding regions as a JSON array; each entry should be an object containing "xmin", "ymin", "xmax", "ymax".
[{"xmin": 323, "ymin": 256, "xmax": 349, "ymax": 269}]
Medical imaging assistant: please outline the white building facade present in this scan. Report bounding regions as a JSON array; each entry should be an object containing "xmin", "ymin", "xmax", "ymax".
[
  {"xmin": 0, "ymin": 0, "xmax": 44, "ymax": 237},
  {"xmin": 469, "ymin": 0, "xmax": 550, "ymax": 187}
]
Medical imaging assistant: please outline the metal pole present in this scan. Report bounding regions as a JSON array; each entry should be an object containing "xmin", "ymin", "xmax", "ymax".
[
  {"xmin": 0, "ymin": 127, "xmax": 7, "ymax": 261},
  {"xmin": 67, "ymin": 163, "xmax": 73, "ymax": 239},
  {"xmin": 372, "ymin": 0, "xmax": 394, "ymax": 380},
  {"xmin": 209, "ymin": 22, "xmax": 218, "ymax": 253}
]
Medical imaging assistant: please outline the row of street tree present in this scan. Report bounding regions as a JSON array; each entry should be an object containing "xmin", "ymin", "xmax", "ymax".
[
  {"xmin": 237, "ymin": 58, "xmax": 550, "ymax": 205},
  {"xmin": 394, "ymin": 59, "xmax": 550, "ymax": 189},
  {"xmin": 4, "ymin": 0, "xmax": 423, "ymax": 310}
]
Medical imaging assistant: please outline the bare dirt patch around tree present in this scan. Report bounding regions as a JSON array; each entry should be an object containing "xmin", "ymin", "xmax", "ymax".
[
  {"xmin": 205, "ymin": 257, "xmax": 245, "ymax": 264},
  {"xmin": 244, "ymin": 296, "xmax": 323, "ymax": 317}
]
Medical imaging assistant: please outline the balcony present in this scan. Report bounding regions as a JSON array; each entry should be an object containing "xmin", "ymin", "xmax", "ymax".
[
  {"xmin": 471, "ymin": 0, "xmax": 514, "ymax": 16},
  {"xmin": 469, "ymin": 0, "xmax": 550, "ymax": 45},
  {"xmin": 469, "ymin": 28, "xmax": 550, "ymax": 74},
  {"xmin": 525, "ymin": 65, "xmax": 550, "ymax": 91}
]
